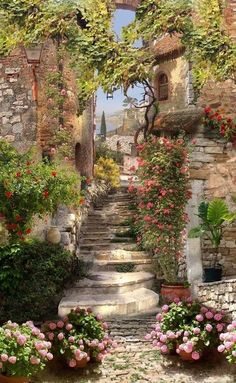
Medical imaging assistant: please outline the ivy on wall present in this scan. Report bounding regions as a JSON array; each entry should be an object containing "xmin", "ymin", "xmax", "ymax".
[{"xmin": 0, "ymin": 0, "xmax": 235, "ymax": 115}]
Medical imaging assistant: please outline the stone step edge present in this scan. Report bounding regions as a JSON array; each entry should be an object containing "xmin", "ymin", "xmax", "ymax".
[
  {"xmin": 59, "ymin": 288, "xmax": 159, "ymax": 306},
  {"xmin": 74, "ymin": 272, "xmax": 155, "ymax": 288}
]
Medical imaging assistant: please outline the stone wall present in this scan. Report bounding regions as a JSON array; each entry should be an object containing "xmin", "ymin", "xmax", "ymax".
[
  {"xmin": 0, "ymin": 48, "xmax": 37, "ymax": 151},
  {"xmin": 197, "ymin": 279, "xmax": 236, "ymax": 319},
  {"xmin": 189, "ymin": 125, "xmax": 236, "ymax": 277},
  {"xmin": 55, "ymin": 181, "xmax": 111, "ymax": 254}
]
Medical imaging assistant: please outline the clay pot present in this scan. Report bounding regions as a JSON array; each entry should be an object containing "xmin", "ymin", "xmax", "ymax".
[
  {"xmin": 161, "ymin": 284, "xmax": 191, "ymax": 303},
  {"xmin": 46, "ymin": 226, "xmax": 61, "ymax": 244},
  {"xmin": 75, "ymin": 357, "xmax": 88, "ymax": 369},
  {"xmin": 179, "ymin": 349, "xmax": 202, "ymax": 362},
  {"xmin": 0, "ymin": 376, "xmax": 29, "ymax": 383}
]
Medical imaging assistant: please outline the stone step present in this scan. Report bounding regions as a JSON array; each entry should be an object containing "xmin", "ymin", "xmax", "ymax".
[
  {"xmin": 92, "ymin": 258, "xmax": 153, "ymax": 272},
  {"xmin": 58, "ymin": 287, "xmax": 159, "ymax": 318},
  {"xmin": 66, "ymin": 271, "xmax": 155, "ymax": 295},
  {"xmin": 80, "ymin": 243, "xmax": 139, "ymax": 251},
  {"xmin": 79, "ymin": 249, "xmax": 147, "ymax": 260}
]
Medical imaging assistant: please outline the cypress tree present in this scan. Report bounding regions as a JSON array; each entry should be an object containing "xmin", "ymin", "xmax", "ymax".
[{"xmin": 100, "ymin": 111, "xmax": 107, "ymax": 141}]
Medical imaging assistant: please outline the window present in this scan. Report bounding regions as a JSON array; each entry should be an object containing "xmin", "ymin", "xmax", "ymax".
[{"xmin": 158, "ymin": 73, "xmax": 168, "ymax": 101}]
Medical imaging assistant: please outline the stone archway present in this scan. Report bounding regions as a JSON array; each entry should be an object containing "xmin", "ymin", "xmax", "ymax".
[{"xmin": 114, "ymin": 0, "xmax": 140, "ymax": 11}]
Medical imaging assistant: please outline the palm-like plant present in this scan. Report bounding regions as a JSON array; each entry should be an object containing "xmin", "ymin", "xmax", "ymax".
[{"xmin": 189, "ymin": 198, "xmax": 236, "ymax": 267}]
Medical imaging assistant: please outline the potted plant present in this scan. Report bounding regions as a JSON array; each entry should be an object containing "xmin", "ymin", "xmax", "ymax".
[
  {"xmin": 189, "ymin": 198, "xmax": 236, "ymax": 282},
  {"xmin": 129, "ymin": 136, "xmax": 192, "ymax": 301},
  {"xmin": 0, "ymin": 321, "xmax": 53, "ymax": 383},
  {"xmin": 218, "ymin": 320, "xmax": 236, "ymax": 363},
  {"xmin": 145, "ymin": 300, "xmax": 228, "ymax": 361},
  {"xmin": 43, "ymin": 307, "xmax": 116, "ymax": 368}
]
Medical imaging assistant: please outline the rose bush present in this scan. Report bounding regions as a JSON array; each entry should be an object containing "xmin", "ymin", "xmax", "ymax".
[
  {"xmin": 218, "ymin": 320, "xmax": 236, "ymax": 363},
  {"xmin": 204, "ymin": 106, "xmax": 236, "ymax": 146},
  {"xmin": 43, "ymin": 307, "xmax": 117, "ymax": 367},
  {"xmin": 0, "ymin": 321, "xmax": 52, "ymax": 378},
  {"xmin": 129, "ymin": 136, "xmax": 191, "ymax": 283},
  {"xmin": 0, "ymin": 141, "xmax": 81, "ymax": 242},
  {"xmin": 145, "ymin": 300, "xmax": 228, "ymax": 360}
]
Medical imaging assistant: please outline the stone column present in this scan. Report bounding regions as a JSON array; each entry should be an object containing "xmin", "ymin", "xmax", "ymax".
[{"xmin": 186, "ymin": 180, "xmax": 204, "ymax": 296}]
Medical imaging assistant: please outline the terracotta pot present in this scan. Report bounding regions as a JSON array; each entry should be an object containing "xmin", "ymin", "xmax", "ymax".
[
  {"xmin": 179, "ymin": 349, "xmax": 202, "ymax": 362},
  {"xmin": 161, "ymin": 284, "xmax": 191, "ymax": 303},
  {"xmin": 0, "ymin": 376, "xmax": 29, "ymax": 383},
  {"xmin": 46, "ymin": 226, "xmax": 61, "ymax": 244},
  {"xmin": 75, "ymin": 357, "xmax": 88, "ymax": 369}
]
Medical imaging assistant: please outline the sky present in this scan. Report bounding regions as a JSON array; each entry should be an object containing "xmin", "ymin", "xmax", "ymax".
[{"xmin": 96, "ymin": 9, "xmax": 142, "ymax": 117}]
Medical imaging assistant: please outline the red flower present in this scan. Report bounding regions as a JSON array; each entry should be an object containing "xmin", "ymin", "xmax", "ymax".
[
  {"xmin": 26, "ymin": 161, "xmax": 31, "ymax": 166},
  {"xmin": 79, "ymin": 197, "xmax": 85, "ymax": 205},
  {"xmin": 17, "ymin": 231, "xmax": 23, "ymax": 237},
  {"xmin": 26, "ymin": 228, "xmax": 32, "ymax": 235},
  {"xmin": 217, "ymin": 115, "xmax": 222, "ymax": 122},
  {"xmin": 5, "ymin": 191, "xmax": 12, "ymax": 199},
  {"xmin": 204, "ymin": 106, "xmax": 212, "ymax": 114},
  {"xmin": 26, "ymin": 170, "xmax": 32, "ymax": 175},
  {"xmin": 51, "ymin": 171, "xmax": 57, "ymax": 177},
  {"xmin": 43, "ymin": 190, "xmax": 49, "ymax": 198},
  {"xmin": 86, "ymin": 178, "xmax": 92, "ymax": 185},
  {"xmin": 16, "ymin": 172, "xmax": 22, "ymax": 177},
  {"xmin": 15, "ymin": 215, "xmax": 22, "ymax": 222}
]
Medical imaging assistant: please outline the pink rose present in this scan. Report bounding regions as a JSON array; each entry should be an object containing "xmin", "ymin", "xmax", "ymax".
[
  {"xmin": 48, "ymin": 333, "xmax": 54, "ymax": 341},
  {"xmin": 205, "ymin": 311, "xmax": 214, "ymax": 319},
  {"xmin": 17, "ymin": 335, "xmax": 27, "ymax": 346},
  {"xmin": 162, "ymin": 305, "xmax": 169, "ymax": 313},
  {"xmin": 68, "ymin": 359, "xmax": 77, "ymax": 368},
  {"xmin": 87, "ymin": 307, "xmax": 93, "ymax": 313},
  {"xmin": 47, "ymin": 353, "xmax": 53, "ymax": 361},
  {"xmin": 216, "ymin": 323, "xmax": 224, "ymax": 332},
  {"xmin": 68, "ymin": 336, "xmax": 75, "ymax": 343},
  {"xmin": 156, "ymin": 313, "xmax": 162, "ymax": 322},
  {"xmin": 160, "ymin": 345, "xmax": 168, "ymax": 354},
  {"xmin": 49, "ymin": 322, "xmax": 56, "ymax": 331},
  {"xmin": 103, "ymin": 322, "xmax": 108, "ymax": 330},
  {"xmin": 217, "ymin": 345, "xmax": 225, "ymax": 353},
  {"xmin": 30, "ymin": 356, "xmax": 40, "ymax": 365},
  {"xmin": 8, "ymin": 356, "xmax": 16, "ymax": 364},
  {"xmin": 196, "ymin": 314, "xmax": 204, "ymax": 322},
  {"xmin": 205, "ymin": 324, "xmax": 213, "ymax": 332},
  {"xmin": 232, "ymin": 321, "xmax": 236, "ymax": 328},
  {"xmin": 145, "ymin": 334, "xmax": 151, "ymax": 341},
  {"xmin": 225, "ymin": 341, "xmax": 234, "ymax": 350},
  {"xmin": 38, "ymin": 333, "xmax": 45, "ymax": 340},
  {"xmin": 57, "ymin": 333, "xmax": 64, "ymax": 341},
  {"xmin": 1, "ymin": 354, "xmax": 8, "ymax": 362},
  {"xmin": 160, "ymin": 335, "xmax": 167, "ymax": 343},
  {"xmin": 57, "ymin": 321, "xmax": 64, "ymax": 329},
  {"xmin": 35, "ymin": 342, "xmax": 44, "ymax": 351},
  {"xmin": 96, "ymin": 314, "xmax": 103, "ymax": 321},
  {"xmin": 39, "ymin": 350, "xmax": 47, "ymax": 358},
  {"xmin": 214, "ymin": 313, "xmax": 223, "ymax": 321},
  {"xmin": 232, "ymin": 350, "xmax": 236, "ymax": 357},
  {"xmin": 193, "ymin": 327, "xmax": 200, "ymax": 335},
  {"xmin": 191, "ymin": 351, "xmax": 200, "ymax": 360},
  {"xmin": 66, "ymin": 324, "xmax": 73, "ymax": 331}
]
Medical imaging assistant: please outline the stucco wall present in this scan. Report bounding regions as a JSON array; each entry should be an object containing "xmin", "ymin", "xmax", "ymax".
[{"xmin": 154, "ymin": 57, "xmax": 193, "ymax": 113}]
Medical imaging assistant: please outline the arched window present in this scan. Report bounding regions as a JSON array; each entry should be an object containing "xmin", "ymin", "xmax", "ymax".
[{"xmin": 158, "ymin": 73, "xmax": 169, "ymax": 101}]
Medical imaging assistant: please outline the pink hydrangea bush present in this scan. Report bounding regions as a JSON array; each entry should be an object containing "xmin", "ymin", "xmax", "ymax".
[
  {"xmin": 43, "ymin": 307, "xmax": 117, "ymax": 367},
  {"xmin": 0, "ymin": 321, "xmax": 52, "ymax": 377},
  {"xmin": 145, "ymin": 300, "xmax": 228, "ymax": 360},
  {"xmin": 218, "ymin": 320, "xmax": 236, "ymax": 363}
]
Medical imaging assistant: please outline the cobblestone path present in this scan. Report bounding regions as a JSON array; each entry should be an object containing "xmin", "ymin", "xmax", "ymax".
[{"xmin": 38, "ymin": 317, "xmax": 236, "ymax": 383}]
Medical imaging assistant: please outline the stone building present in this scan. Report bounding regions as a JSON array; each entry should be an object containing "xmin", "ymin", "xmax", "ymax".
[
  {"xmin": 0, "ymin": 42, "xmax": 94, "ymax": 178},
  {"xmin": 152, "ymin": 0, "xmax": 236, "ymax": 311}
]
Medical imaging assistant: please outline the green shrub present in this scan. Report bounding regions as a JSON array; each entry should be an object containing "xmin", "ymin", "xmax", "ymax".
[
  {"xmin": 95, "ymin": 141, "xmax": 123, "ymax": 165},
  {"xmin": 0, "ymin": 241, "xmax": 77, "ymax": 323},
  {"xmin": 115, "ymin": 263, "xmax": 135, "ymax": 272}
]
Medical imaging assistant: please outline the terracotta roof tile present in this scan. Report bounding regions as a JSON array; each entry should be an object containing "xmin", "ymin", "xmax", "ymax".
[{"xmin": 153, "ymin": 34, "xmax": 184, "ymax": 61}]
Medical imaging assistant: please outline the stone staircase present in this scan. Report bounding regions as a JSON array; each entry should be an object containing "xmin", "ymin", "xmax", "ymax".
[{"xmin": 58, "ymin": 186, "xmax": 159, "ymax": 317}]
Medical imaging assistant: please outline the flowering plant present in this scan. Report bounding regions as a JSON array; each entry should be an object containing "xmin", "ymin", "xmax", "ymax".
[
  {"xmin": 95, "ymin": 157, "xmax": 120, "ymax": 188},
  {"xmin": 43, "ymin": 307, "xmax": 116, "ymax": 368},
  {"xmin": 129, "ymin": 136, "xmax": 191, "ymax": 283},
  {"xmin": 145, "ymin": 300, "xmax": 228, "ymax": 361},
  {"xmin": 218, "ymin": 321, "xmax": 236, "ymax": 363},
  {"xmin": 0, "ymin": 141, "xmax": 80, "ymax": 242},
  {"xmin": 0, "ymin": 321, "xmax": 53, "ymax": 377},
  {"xmin": 204, "ymin": 106, "xmax": 236, "ymax": 146}
]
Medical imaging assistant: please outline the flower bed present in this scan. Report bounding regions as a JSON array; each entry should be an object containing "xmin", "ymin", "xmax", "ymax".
[{"xmin": 204, "ymin": 106, "xmax": 236, "ymax": 146}]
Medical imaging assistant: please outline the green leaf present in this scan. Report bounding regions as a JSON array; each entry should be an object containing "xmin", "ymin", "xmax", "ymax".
[
  {"xmin": 207, "ymin": 198, "xmax": 229, "ymax": 225},
  {"xmin": 198, "ymin": 201, "xmax": 208, "ymax": 221},
  {"xmin": 188, "ymin": 226, "xmax": 205, "ymax": 238}
]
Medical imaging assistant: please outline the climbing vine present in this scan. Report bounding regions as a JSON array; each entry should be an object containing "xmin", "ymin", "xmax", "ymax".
[{"xmin": 0, "ymin": 0, "xmax": 235, "ymax": 118}]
